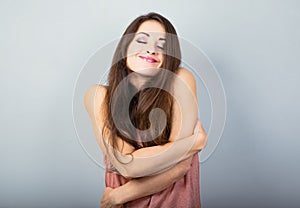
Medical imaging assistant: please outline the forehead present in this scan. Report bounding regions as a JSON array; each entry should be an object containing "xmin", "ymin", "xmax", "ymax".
[{"xmin": 136, "ymin": 20, "xmax": 166, "ymax": 37}]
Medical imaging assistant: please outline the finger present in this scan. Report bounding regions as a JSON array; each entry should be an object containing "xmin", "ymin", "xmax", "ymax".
[
  {"xmin": 197, "ymin": 119, "xmax": 204, "ymax": 128},
  {"xmin": 197, "ymin": 120, "xmax": 205, "ymax": 133},
  {"xmin": 193, "ymin": 120, "xmax": 200, "ymax": 134}
]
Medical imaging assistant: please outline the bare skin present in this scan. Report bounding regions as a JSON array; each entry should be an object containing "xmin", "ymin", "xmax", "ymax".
[
  {"xmin": 84, "ymin": 20, "xmax": 207, "ymax": 208},
  {"xmin": 85, "ymin": 69, "xmax": 207, "ymax": 208}
]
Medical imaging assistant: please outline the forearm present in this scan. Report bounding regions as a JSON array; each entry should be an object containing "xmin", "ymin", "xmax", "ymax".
[
  {"xmin": 110, "ymin": 156, "xmax": 194, "ymax": 204},
  {"xmin": 105, "ymin": 124, "xmax": 202, "ymax": 177}
]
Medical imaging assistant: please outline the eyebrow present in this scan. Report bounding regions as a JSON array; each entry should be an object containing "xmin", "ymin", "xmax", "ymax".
[{"xmin": 136, "ymin": 32, "xmax": 166, "ymax": 41}]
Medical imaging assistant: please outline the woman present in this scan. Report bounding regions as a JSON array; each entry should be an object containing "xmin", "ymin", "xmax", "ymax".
[{"xmin": 84, "ymin": 12, "xmax": 207, "ymax": 207}]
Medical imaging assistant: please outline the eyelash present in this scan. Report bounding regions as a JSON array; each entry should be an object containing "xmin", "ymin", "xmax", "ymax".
[
  {"xmin": 136, "ymin": 40, "xmax": 165, "ymax": 50},
  {"xmin": 136, "ymin": 40, "xmax": 146, "ymax": 44}
]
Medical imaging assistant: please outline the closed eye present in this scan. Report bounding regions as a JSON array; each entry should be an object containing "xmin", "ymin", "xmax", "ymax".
[
  {"xmin": 157, "ymin": 45, "xmax": 165, "ymax": 50},
  {"xmin": 157, "ymin": 43, "xmax": 165, "ymax": 50},
  {"xmin": 136, "ymin": 40, "xmax": 147, "ymax": 44}
]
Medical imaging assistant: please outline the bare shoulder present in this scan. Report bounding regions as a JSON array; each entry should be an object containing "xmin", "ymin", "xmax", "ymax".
[
  {"xmin": 174, "ymin": 67, "xmax": 197, "ymax": 96},
  {"xmin": 84, "ymin": 84, "xmax": 135, "ymax": 153},
  {"xmin": 176, "ymin": 68, "xmax": 196, "ymax": 82},
  {"xmin": 84, "ymin": 84, "xmax": 107, "ymax": 117}
]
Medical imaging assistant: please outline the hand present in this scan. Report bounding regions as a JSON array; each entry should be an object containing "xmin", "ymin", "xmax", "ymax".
[
  {"xmin": 194, "ymin": 119, "xmax": 207, "ymax": 151},
  {"xmin": 100, "ymin": 187, "xmax": 121, "ymax": 208}
]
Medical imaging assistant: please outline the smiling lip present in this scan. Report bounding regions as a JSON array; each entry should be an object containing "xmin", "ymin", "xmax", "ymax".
[{"xmin": 138, "ymin": 56, "xmax": 158, "ymax": 63}]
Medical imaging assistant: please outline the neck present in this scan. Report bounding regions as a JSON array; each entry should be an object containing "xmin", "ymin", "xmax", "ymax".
[{"xmin": 128, "ymin": 72, "xmax": 152, "ymax": 90}]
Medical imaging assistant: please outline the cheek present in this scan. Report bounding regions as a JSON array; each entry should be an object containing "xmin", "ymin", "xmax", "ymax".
[
  {"xmin": 159, "ymin": 54, "xmax": 164, "ymax": 65},
  {"xmin": 126, "ymin": 55, "xmax": 141, "ymax": 70},
  {"xmin": 126, "ymin": 43, "xmax": 134, "ymax": 57},
  {"xmin": 126, "ymin": 44, "xmax": 139, "ymax": 69},
  {"xmin": 126, "ymin": 56, "xmax": 134, "ymax": 69},
  {"xmin": 127, "ymin": 42, "xmax": 145, "ymax": 56}
]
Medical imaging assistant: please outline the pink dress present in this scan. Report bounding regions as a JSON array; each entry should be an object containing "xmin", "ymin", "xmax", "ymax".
[{"xmin": 105, "ymin": 154, "xmax": 201, "ymax": 208}]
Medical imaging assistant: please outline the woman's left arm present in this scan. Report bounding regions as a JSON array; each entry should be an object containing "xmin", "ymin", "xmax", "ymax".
[{"xmin": 101, "ymin": 155, "xmax": 195, "ymax": 207}]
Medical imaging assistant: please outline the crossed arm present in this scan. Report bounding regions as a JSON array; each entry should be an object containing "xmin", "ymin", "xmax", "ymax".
[
  {"xmin": 84, "ymin": 68, "xmax": 207, "ymax": 206},
  {"xmin": 101, "ymin": 155, "xmax": 196, "ymax": 206}
]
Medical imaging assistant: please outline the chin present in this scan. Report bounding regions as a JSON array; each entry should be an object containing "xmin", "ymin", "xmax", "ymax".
[{"xmin": 130, "ymin": 66, "xmax": 161, "ymax": 77}]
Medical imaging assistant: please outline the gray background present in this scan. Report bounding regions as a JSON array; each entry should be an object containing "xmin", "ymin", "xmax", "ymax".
[{"xmin": 1, "ymin": 0, "xmax": 299, "ymax": 207}]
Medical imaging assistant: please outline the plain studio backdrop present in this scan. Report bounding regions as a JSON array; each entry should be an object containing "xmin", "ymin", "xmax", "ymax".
[{"xmin": 1, "ymin": 0, "xmax": 299, "ymax": 207}]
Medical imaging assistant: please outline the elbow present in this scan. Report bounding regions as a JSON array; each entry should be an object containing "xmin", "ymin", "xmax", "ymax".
[
  {"xmin": 119, "ymin": 171, "xmax": 144, "ymax": 179},
  {"xmin": 107, "ymin": 153, "xmax": 150, "ymax": 178},
  {"xmin": 115, "ymin": 166, "xmax": 146, "ymax": 179},
  {"xmin": 119, "ymin": 169, "xmax": 136, "ymax": 178}
]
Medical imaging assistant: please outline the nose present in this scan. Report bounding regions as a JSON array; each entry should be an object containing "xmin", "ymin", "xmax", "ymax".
[
  {"xmin": 146, "ymin": 42, "xmax": 157, "ymax": 55},
  {"xmin": 147, "ymin": 50, "xmax": 156, "ymax": 55}
]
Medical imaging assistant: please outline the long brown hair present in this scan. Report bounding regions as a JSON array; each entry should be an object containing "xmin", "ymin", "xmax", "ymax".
[{"xmin": 103, "ymin": 12, "xmax": 181, "ymax": 154}]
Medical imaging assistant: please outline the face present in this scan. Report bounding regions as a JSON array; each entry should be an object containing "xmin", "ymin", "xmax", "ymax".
[{"xmin": 126, "ymin": 20, "xmax": 166, "ymax": 76}]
